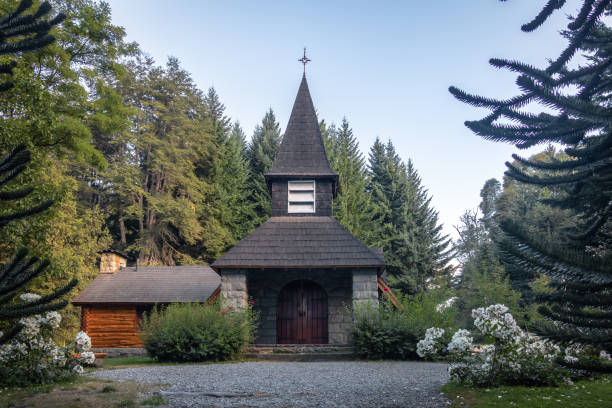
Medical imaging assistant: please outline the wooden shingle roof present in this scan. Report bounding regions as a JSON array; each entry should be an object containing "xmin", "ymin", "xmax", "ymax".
[
  {"xmin": 212, "ymin": 216, "xmax": 385, "ymax": 269},
  {"xmin": 72, "ymin": 266, "xmax": 220, "ymax": 305},
  {"xmin": 265, "ymin": 76, "xmax": 337, "ymax": 180}
]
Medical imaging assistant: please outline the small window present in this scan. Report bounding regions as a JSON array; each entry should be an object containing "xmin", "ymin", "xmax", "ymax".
[{"xmin": 288, "ymin": 180, "xmax": 315, "ymax": 213}]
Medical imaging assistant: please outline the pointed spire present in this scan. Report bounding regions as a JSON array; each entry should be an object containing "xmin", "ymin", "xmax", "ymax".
[{"xmin": 266, "ymin": 76, "xmax": 337, "ymax": 180}]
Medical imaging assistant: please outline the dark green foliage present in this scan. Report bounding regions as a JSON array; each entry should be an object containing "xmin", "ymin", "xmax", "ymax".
[
  {"xmin": 0, "ymin": 146, "xmax": 77, "ymax": 344},
  {"xmin": 453, "ymin": 180, "xmax": 523, "ymax": 328},
  {"xmin": 352, "ymin": 291, "xmax": 457, "ymax": 360},
  {"xmin": 0, "ymin": 0, "xmax": 78, "ymax": 346},
  {"xmin": 0, "ymin": 0, "xmax": 64, "ymax": 92},
  {"xmin": 352, "ymin": 302, "xmax": 419, "ymax": 360},
  {"xmin": 247, "ymin": 109, "xmax": 281, "ymax": 225},
  {"xmin": 451, "ymin": 0, "xmax": 612, "ymax": 372},
  {"xmin": 321, "ymin": 119, "xmax": 378, "ymax": 243},
  {"xmin": 214, "ymin": 122, "xmax": 256, "ymax": 242},
  {"xmin": 139, "ymin": 302, "xmax": 257, "ymax": 363},
  {"xmin": 366, "ymin": 138, "xmax": 453, "ymax": 294}
]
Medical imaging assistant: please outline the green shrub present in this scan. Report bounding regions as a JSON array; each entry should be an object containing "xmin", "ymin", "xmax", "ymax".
[
  {"xmin": 352, "ymin": 290, "xmax": 458, "ymax": 360},
  {"xmin": 139, "ymin": 302, "xmax": 257, "ymax": 362}
]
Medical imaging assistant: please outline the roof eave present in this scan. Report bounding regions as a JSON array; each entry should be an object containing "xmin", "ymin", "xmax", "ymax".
[{"xmin": 212, "ymin": 264, "xmax": 385, "ymax": 270}]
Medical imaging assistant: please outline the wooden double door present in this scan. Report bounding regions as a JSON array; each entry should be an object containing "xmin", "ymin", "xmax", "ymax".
[{"xmin": 276, "ymin": 280, "xmax": 328, "ymax": 344}]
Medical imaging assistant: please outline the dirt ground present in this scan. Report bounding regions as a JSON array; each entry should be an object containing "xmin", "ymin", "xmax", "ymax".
[{"xmin": 0, "ymin": 378, "xmax": 164, "ymax": 408}]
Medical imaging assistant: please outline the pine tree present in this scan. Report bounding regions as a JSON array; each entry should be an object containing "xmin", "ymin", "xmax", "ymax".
[
  {"xmin": 450, "ymin": 0, "xmax": 612, "ymax": 371},
  {"xmin": 216, "ymin": 122, "xmax": 256, "ymax": 241},
  {"xmin": 204, "ymin": 87, "xmax": 231, "ymax": 145},
  {"xmin": 247, "ymin": 109, "xmax": 281, "ymax": 225},
  {"xmin": 103, "ymin": 57, "xmax": 225, "ymax": 265},
  {"xmin": 405, "ymin": 159, "xmax": 454, "ymax": 279},
  {"xmin": 323, "ymin": 118, "xmax": 377, "ymax": 242},
  {"xmin": 367, "ymin": 138, "xmax": 452, "ymax": 294}
]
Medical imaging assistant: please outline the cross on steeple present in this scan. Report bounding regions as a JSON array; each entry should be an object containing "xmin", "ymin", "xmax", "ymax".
[{"xmin": 298, "ymin": 47, "xmax": 311, "ymax": 76}]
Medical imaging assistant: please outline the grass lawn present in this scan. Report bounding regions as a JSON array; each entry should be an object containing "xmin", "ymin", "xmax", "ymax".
[
  {"xmin": 442, "ymin": 375, "xmax": 612, "ymax": 407},
  {"xmin": 0, "ymin": 377, "xmax": 165, "ymax": 408}
]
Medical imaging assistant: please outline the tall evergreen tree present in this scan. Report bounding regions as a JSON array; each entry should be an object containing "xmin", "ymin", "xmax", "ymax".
[
  {"xmin": 323, "ymin": 118, "xmax": 377, "ymax": 242},
  {"xmin": 99, "ymin": 56, "xmax": 226, "ymax": 265},
  {"xmin": 204, "ymin": 87, "xmax": 231, "ymax": 145},
  {"xmin": 216, "ymin": 122, "xmax": 256, "ymax": 241},
  {"xmin": 405, "ymin": 159, "xmax": 454, "ymax": 279},
  {"xmin": 247, "ymin": 108, "xmax": 281, "ymax": 225},
  {"xmin": 450, "ymin": 0, "xmax": 612, "ymax": 370},
  {"xmin": 0, "ymin": 146, "xmax": 77, "ymax": 344},
  {"xmin": 367, "ymin": 138, "xmax": 452, "ymax": 294}
]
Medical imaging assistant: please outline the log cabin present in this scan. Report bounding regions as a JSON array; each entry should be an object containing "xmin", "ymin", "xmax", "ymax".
[{"xmin": 72, "ymin": 251, "xmax": 220, "ymax": 350}]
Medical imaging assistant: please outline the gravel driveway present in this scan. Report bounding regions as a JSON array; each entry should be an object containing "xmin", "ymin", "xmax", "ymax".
[{"xmin": 93, "ymin": 361, "xmax": 450, "ymax": 407}]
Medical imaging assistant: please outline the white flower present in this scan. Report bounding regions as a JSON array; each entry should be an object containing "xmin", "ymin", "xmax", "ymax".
[
  {"xmin": 49, "ymin": 347, "xmax": 67, "ymax": 365},
  {"xmin": 564, "ymin": 355, "xmax": 579, "ymax": 363},
  {"xmin": 75, "ymin": 331, "xmax": 91, "ymax": 351},
  {"xmin": 417, "ymin": 327, "xmax": 445, "ymax": 358},
  {"xmin": 600, "ymin": 350, "xmax": 611, "ymax": 361},
  {"xmin": 447, "ymin": 329, "xmax": 473, "ymax": 354},
  {"xmin": 472, "ymin": 304, "xmax": 522, "ymax": 341},
  {"xmin": 73, "ymin": 364, "xmax": 84, "ymax": 374},
  {"xmin": 79, "ymin": 351, "xmax": 96, "ymax": 365},
  {"xmin": 435, "ymin": 297, "xmax": 457, "ymax": 312},
  {"xmin": 19, "ymin": 293, "xmax": 41, "ymax": 303},
  {"xmin": 564, "ymin": 343, "xmax": 584, "ymax": 363},
  {"xmin": 18, "ymin": 316, "xmax": 41, "ymax": 337},
  {"xmin": 43, "ymin": 311, "xmax": 62, "ymax": 328}
]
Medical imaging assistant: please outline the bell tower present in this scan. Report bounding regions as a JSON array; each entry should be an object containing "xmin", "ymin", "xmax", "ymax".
[{"xmin": 265, "ymin": 72, "xmax": 337, "ymax": 217}]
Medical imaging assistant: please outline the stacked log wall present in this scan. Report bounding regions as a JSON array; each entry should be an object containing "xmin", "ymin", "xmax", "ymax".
[{"xmin": 82, "ymin": 305, "xmax": 142, "ymax": 348}]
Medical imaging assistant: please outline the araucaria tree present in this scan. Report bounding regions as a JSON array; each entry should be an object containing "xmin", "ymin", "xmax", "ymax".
[
  {"xmin": 450, "ymin": 0, "xmax": 612, "ymax": 371},
  {"xmin": 0, "ymin": 146, "xmax": 77, "ymax": 344},
  {"xmin": 0, "ymin": 0, "xmax": 76, "ymax": 345}
]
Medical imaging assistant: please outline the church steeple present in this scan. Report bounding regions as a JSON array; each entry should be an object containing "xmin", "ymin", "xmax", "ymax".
[
  {"xmin": 266, "ymin": 76, "xmax": 337, "ymax": 182},
  {"xmin": 266, "ymin": 73, "xmax": 338, "ymax": 216}
]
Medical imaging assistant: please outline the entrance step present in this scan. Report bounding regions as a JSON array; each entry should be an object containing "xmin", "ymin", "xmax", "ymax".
[{"xmin": 244, "ymin": 344, "xmax": 355, "ymax": 361}]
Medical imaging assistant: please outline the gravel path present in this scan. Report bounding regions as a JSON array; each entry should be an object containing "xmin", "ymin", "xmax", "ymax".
[{"xmin": 93, "ymin": 361, "xmax": 450, "ymax": 407}]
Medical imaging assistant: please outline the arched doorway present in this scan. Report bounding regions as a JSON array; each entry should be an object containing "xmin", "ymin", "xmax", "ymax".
[{"xmin": 277, "ymin": 280, "xmax": 328, "ymax": 344}]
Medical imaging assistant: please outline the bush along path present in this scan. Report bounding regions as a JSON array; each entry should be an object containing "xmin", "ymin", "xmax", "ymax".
[{"xmin": 93, "ymin": 361, "xmax": 450, "ymax": 408}]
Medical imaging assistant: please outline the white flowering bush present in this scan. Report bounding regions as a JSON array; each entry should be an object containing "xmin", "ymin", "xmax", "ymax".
[
  {"xmin": 419, "ymin": 304, "xmax": 566, "ymax": 386},
  {"xmin": 435, "ymin": 297, "xmax": 457, "ymax": 312},
  {"xmin": 0, "ymin": 293, "xmax": 95, "ymax": 386},
  {"xmin": 416, "ymin": 327, "xmax": 445, "ymax": 359}
]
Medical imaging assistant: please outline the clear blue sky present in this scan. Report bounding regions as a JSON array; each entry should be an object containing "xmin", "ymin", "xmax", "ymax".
[{"xmin": 106, "ymin": 0, "xmax": 582, "ymax": 240}]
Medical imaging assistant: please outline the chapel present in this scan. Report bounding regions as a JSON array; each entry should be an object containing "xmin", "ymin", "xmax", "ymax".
[
  {"xmin": 212, "ymin": 73, "xmax": 385, "ymax": 345},
  {"xmin": 73, "ymin": 68, "xmax": 387, "ymax": 351}
]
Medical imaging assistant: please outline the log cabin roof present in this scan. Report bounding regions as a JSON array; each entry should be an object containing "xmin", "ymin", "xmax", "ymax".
[
  {"xmin": 72, "ymin": 266, "xmax": 220, "ymax": 305},
  {"xmin": 265, "ymin": 76, "xmax": 337, "ymax": 181},
  {"xmin": 212, "ymin": 216, "xmax": 385, "ymax": 269}
]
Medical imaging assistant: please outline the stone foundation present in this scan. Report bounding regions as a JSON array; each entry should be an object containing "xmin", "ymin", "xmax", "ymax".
[{"xmin": 91, "ymin": 347, "xmax": 147, "ymax": 358}]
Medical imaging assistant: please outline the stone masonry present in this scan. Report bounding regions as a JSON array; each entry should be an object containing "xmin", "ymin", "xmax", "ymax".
[
  {"xmin": 352, "ymin": 268, "xmax": 379, "ymax": 307},
  {"xmin": 220, "ymin": 269, "xmax": 247, "ymax": 308},
  {"xmin": 248, "ymin": 269, "xmax": 353, "ymax": 345}
]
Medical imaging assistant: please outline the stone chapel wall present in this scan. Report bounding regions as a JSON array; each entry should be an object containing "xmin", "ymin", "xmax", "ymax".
[{"xmin": 247, "ymin": 269, "xmax": 353, "ymax": 344}]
